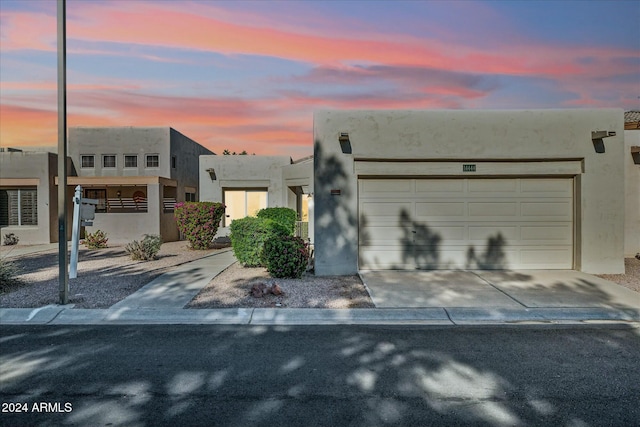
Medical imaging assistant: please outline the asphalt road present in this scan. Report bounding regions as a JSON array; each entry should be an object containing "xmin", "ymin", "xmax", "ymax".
[{"xmin": 1, "ymin": 325, "xmax": 639, "ymax": 427}]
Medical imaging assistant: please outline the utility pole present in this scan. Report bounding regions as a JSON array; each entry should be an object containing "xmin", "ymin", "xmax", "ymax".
[{"xmin": 57, "ymin": 0, "xmax": 68, "ymax": 304}]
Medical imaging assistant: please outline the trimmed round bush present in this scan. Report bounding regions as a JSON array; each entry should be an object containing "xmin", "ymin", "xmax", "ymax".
[
  {"xmin": 263, "ymin": 235, "xmax": 309, "ymax": 279},
  {"xmin": 174, "ymin": 202, "xmax": 225, "ymax": 250},
  {"xmin": 230, "ymin": 217, "xmax": 290, "ymax": 267},
  {"xmin": 256, "ymin": 207, "xmax": 297, "ymax": 236}
]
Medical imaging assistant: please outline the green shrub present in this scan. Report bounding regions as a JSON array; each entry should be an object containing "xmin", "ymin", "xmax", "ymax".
[
  {"xmin": 263, "ymin": 236, "xmax": 309, "ymax": 278},
  {"xmin": 125, "ymin": 234, "xmax": 162, "ymax": 261},
  {"xmin": 230, "ymin": 217, "xmax": 289, "ymax": 267},
  {"xmin": 0, "ymin": 258, "xmax": 22, "ymax": 290},
  {"xmin": 257, "ymin": 207, "xmax": 297, "ymax": 235},
  {"xmin": 84, "ymin": 229, "xmax": 108, "ymax": 249},
  {"xmin": 174, "ymin": 202, "xmax": 225, "ymax": 250}
]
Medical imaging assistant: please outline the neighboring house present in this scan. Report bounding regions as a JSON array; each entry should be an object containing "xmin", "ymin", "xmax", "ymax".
[
  {"xmin": 0, "ymin": 127, "xmax": 212, "ymax": 246},
  {"xmin": 199, "ymin": 155, "xmax": 313, "ymax": 239},
  {"xmin": 67, "ymin": 127, "xmax": 213, "ymax": 244},
  {"xmin": 313, "ymin": 109, "xmax": 626, "ymax": 275},
  {"xmin": 624, "ymin": 111, "xmax": 640, "ymax": 257},
  {"xmin": 0, "ymin": 147, "xmax": 64, "ymax": 245}
]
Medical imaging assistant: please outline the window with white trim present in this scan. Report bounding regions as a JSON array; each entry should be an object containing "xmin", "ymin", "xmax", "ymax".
[
  {"xmin": 81, "ymin": 155, "xmax": 95, "ymax": 168},
  {"xmin": 124, "ymin": 155, "xmax": 137, "ymax": 168},
  {"xmin": 146, "ymin": 154, "xmax": 159, "ymax": 168},
  {"xmin": 103, "ymin": 155, "xmax": 116, "ymax": 168},
  {"xmin": 223, "ymin": 190, "xmax": 267, "ymax": 226},
  {"xmin": 0, "ymin": 188, "xmax": 38, "ymax": 226}
]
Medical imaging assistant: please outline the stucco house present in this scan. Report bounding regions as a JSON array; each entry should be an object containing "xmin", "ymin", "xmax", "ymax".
[
  {"xmin": 199, "ymin": 154, "xmax": 313, "ymax": 239},
  {"xmin": 312, "ymin": 109, "xmax": 627, "ymax": 276},
  {"xmin": 3, "ymin": 110, "xmax": 635, "ymax": 270},
  {"xmin": 0, "ymin": 147, "xmax": 64, "ymax": 245},
  {"xmin": 624, "ymin": 111, "xmax": 640, "ymax": 257},
  {"xmin": 67, "ymin": 127, "xmax": 213, "ymax": 244},
  {"xmin": 0, "ymin": 127, "xmax": 211, "ymax": 245}
]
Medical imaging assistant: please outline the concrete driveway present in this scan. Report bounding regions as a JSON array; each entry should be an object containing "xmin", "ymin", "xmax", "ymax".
[{"xmin": 359, "ymin": 270, "xmax": 640, "ymax": 311}]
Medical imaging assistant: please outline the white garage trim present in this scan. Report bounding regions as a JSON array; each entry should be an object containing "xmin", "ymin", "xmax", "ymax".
[
  {"xmin": 358, "ymin": 178, "xmax": 574, "ymax": 270},
  {"xmin": 355, "ymin": 160, "xmax": 583, "ymax": 177}
]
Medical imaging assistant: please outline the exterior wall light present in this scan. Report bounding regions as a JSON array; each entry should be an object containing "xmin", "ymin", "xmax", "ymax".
[
  {"xmin": 206, "ymin": 168, "xmax": 217, "ymax": 180},
  {"xmin": 591, "ymin": 130, "xmax": 616, "ymax": 154},
  {"xmin": 338, "ymin": 132, "xmax": 352, "ymax": 154}
]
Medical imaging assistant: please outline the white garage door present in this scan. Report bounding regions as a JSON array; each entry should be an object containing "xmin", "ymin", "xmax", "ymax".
[{"xmin": 358, "ymin": 178, "xmax": 573, "ymax": 270}]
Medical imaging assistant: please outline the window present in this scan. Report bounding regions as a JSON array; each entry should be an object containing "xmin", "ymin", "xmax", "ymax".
[
  {"xmin": 124, "ymin": 155, "xmax": 137, "ymax": 168},
  {"xmin": 103, "ymin": 155, "xmax": 116, "ymax": 168},
  {"xmin": 185, "ymin": 192, "xmax": 196, "ymax": 202},
  {"xmin": 300, "ymin": 194, "xmax": 311, "ymax": 221},
  {"xmin": 81, "ymin": 155, "xmax": 95, "ymax": 168},
  {"xmin": 146, "ymin": 154, "xmax": 159, "ymax": 168},
  {"xmin": 172, "ymin": 156, "xmax": 177, "ymax": 169},
  {"xmin": 84, "ymin": 189, "xmax": 107, "ymax": 213},
  {"xmin": 223, "ymin": 190, "xmax": 267, "ymax": 226},
  {"xmin": 0, "ymin": 188, "xmax": 37, "ymax": 226}
]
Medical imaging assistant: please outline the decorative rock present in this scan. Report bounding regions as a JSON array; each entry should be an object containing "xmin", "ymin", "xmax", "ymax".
[
  {"xmin": 250, "ymin": 282, "xmax": 285, "ymax": 298},
  {"xmin": 250, "ymin": 283, "xmax": 267, "ymax": 298}
]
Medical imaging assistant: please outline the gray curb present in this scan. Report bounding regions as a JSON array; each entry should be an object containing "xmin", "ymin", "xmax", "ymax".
[{"xmin": 1, "ymin": 306, "xmax": 638, "ymax": 326}]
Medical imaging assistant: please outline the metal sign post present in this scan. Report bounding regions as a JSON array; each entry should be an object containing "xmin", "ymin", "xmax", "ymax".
[
  {"xmin": 70, "ymin": 185, "xmax": 97, "ymax": 279},
  {"xmin": 57, "ymin": 0, "xmax": 68, "ymax": 304},
  {"xmin": 70, "ymin": 186, "xmax": 81, "ymax": 279}
]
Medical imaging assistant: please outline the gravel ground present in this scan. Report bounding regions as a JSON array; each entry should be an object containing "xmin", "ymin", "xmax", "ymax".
[
  {"xmin": 2, "ymin": 241, "xmax": 637, "ymax": 309},
  {"xmin": 595, "ymin": 257, "xmax": 640, "ymax": 293},
  {"xmin": 187, "ymin": 262, "xmax": 375, "ymax": 309},
  {"xmin": 0, "ymin": 242, "xmax": 220, "ymax": 309}
]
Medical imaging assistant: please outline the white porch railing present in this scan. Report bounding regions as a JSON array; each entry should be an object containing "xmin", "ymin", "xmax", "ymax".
[{"xmin": 295, "ymin": 221, "xmax": 309, "ymax": 240}]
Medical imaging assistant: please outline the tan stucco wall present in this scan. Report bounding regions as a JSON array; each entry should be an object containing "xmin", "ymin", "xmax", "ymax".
[
  {"xmin": 200, "ymin": 155, "xmax": 293, "ymax": 236},
  {"xmin": 314, "ymin": 109, "xmax": 625, "ymax": 275},
  {"xmin": 84, "ymin": 183, "xmax": 162, "ymax": 244},
  {"xmin": 624, "ymin": 130, "xmax": 640, "ymax": 257},
  {"xmin": 0, "ymin": 151, "xmax": 57, "ymax": 245}
]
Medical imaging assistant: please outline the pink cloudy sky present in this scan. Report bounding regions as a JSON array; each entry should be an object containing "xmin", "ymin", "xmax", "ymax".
[{"xmin": 1, "ymin": 0, "xmax": 638, "ymax": 158}]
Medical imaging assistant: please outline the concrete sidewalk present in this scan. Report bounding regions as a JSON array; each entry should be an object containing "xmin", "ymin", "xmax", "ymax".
[
  {"xmin": 1, "ymin": 242, "xmax": 70, "ymax": 259},
  {"xmin": 1, "ymin": 248, "xmax": 639, "ymax": 325},
  {"xmin": 109, "ymin": 249, "xmax": 236, "ymax": 310}
]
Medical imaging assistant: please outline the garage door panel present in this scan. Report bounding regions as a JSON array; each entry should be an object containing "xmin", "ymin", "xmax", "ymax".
[
  {"xmin": 521, "ymin": 202, "xmax": 571, "ymax": 219},
  {"xmin": 417, "ymin": 225, "xmax": 465, "ymax": 241},
  {"xmin": 520, "ymin": 225, "xmax": 572, "ymax": 243},
  {"xmin": 360, "ymin": 179, "xmax": 413, "ymax": 198},
  {"xmin": 468, "ymin": 226, "xmax": 519, "ymax": 242},
  {"xmin": 362, "ymin": 226, "xmax": 409, "ymax": 245},
  {"xmin": 361, "ymin": 201, "xmax": 413, "ymax": 215},
  {"xmin": 359, "ymin": 178, "xmax": 573, "ymax": 270},
  {"xmin": 468, "ymin": 179, "xmax": 518, "ymax": 194},
  {"xmin": 468, "ymin": 202, "xmax": 518, "ymax": 217},
  {"xmin": 415, "ymin": 202, "xmax": 465, "ymax": 217},
  {"xmin": 415, "ymin": 179, "xmax": 464, "ymax": 194},
  {"xmin": 518, "ymin": 249, "xmax": 573, "ymax": 268},
  {"xmin": 520, "ymin": 178, "xmax": 572, "ymax": 196}
]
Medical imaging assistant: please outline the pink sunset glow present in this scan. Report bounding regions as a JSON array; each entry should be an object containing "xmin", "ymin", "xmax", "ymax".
[{"xmin": 1, "ymin": 0, "xmax": 638, "ymax": 157}]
